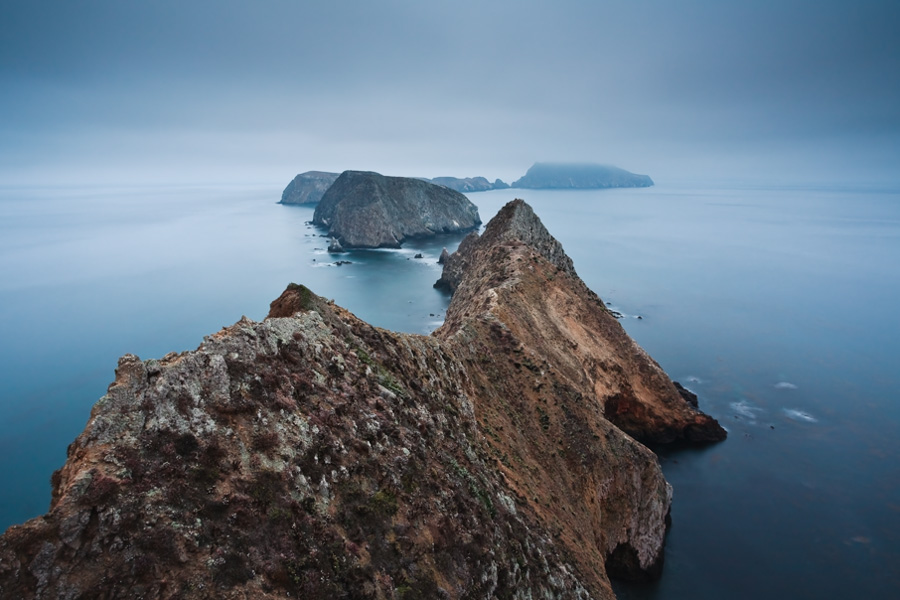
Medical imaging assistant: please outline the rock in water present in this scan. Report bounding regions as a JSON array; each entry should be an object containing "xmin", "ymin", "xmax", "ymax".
[
  {"xmin": 512, "ymin": 162, "xmax": 653, "ymax": 189},
  {"xmin": 327, "ymin": 237, "xmax": 344, "ymax": 253},
  {"xmin": 312, "ymin": 171, "xmax": 481, "ymax": 249},
  {"xmin": 0, "ymin": 202, "xmax": 723, "ymax": 599},
  {"xmin": 279, "ymin": 171, "xmax": 340, "ymax": 204},
  {"xmin": 438, "ymin": 247, "xmax": 450, "ymax": 265}
]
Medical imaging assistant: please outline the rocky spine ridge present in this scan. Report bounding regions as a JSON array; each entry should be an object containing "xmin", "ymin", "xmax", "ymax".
[{"xmin": 0, "ymin": 201, "xmax": 723, "ymax": 599}]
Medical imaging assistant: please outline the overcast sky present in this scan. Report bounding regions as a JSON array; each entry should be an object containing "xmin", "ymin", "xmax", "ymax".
[{"xmin": 1, "ymin": 0, "xmax": 898, "ymax": 186}]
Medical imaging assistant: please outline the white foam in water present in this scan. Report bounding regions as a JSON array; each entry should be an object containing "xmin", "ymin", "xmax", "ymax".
[
  {"xmin": 730, "ymin": 399, "xmax": 762, "ymax": 421},
  {"xmin": 775, "ymin": 381, "xmax": 798, "ymax": 389},
  {"xmin": 784, "ymin": 409, "xmax": 818, "ymax": 423},
  {"xmin": 686, "ymin": 375, "xmax": 704, "ymax": 384}
]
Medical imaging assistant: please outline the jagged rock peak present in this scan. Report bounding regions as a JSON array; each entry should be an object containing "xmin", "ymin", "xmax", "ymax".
[
  {"xmin": 435, "ymin": 198, "xmax": 574, "ymax": 293},
  {"xmin": 480, "ymin": 198, "xmax": 575, "ymax": 276}
]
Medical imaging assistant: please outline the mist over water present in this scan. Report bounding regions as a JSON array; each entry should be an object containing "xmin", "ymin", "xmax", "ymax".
[{"xmin": 1, "ymin": 180, "xmax": 899, "ymax": 597}]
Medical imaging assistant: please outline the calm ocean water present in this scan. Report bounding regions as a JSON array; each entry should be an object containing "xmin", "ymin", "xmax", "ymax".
[{"xmin": 1, "ymin": 181, "xmax": 898, "ymax": 597}]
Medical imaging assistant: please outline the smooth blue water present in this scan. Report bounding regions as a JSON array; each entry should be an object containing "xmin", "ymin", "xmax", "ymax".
[{"xmin": 1, "ymin": 182, "xmax": 898, "ymax": 597}]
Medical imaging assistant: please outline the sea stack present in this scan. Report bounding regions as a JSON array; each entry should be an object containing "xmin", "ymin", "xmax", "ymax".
[
  {"xmin": 312, "ymin": 171, "xmax": 481, "ymax": 249},
  {"xmin": 0, "ymin": 201, "xmax": 723, "ymax": 599}
]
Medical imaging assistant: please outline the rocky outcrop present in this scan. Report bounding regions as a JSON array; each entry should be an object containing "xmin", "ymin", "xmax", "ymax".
[
  {"xmin": 313, "ymin": 171, "xmax": 482, "ymax": 249},
  {"xmin": 326, "ymin": 237, "xmax": 344, "ymax": 253},
  {"xmin": 279, "ymin": 171, "xmax": 340, "ymax": 205},
  {"xmin": 512, "ymin": 163, "xmax": 653, "ymax": 189},
  {"xmin": 0, "ymin": 200, "xmax": 723, "ymax": 599},
  {"xmin": 436, "ymin": 199, "xmax": 724, "ymax": 446},
  {"xmin": 428, "ymin": 176, "xmax": 509, "ymax": 193}
]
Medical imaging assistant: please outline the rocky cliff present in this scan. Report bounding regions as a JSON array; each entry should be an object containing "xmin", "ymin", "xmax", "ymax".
[
  {"xmin": 0, "ymin": 200, "xmax": 723, "ymax": 599},
  {"xmin": 512, "ymin": 163, "xmax": 653, "ymax": 189},
  {"xmin": 279, "ymin": 171, "xmax": 340, "ymax": 205},
  {"xmin": 312, "ymin": 171, "xmax": 481, "ymax": 249}
]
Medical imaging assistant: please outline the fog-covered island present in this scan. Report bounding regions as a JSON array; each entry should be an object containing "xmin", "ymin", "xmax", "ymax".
[{"xmin": 512, "ymin": 162, "xmax": 654, "ymax": 189}]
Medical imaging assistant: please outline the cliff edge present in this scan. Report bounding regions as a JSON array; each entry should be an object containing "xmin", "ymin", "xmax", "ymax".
[
  {"xmin": 0, "ymin": 200, "xmax": 723, "ymax": 599},
  {"xmin": 312, "ymin": 171, "xmax": 481, "ymax": 248}
]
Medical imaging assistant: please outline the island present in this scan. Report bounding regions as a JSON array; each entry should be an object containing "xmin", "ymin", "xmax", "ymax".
[
  {"xmin": 312, "ymin": 170, "xmax": 482, "ymax": 249},
  {"xmin": 279, "ymin": 171, "xmax": 340, "ymax": 205},
  {"xmin": 512, "ymin": 162, "xmax": 654, "ymax": 189},
  {"xmin": 0, "ymin": 200, "xmax": 724, "ymax": 599},
  {"xmin": 426, "ymin": 176, "xmax": 509, "ymax": 193}
]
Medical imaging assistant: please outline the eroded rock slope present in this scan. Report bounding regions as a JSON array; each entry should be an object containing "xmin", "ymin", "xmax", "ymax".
[{"xmin": 0, "ymin": 200, "xmax": 723, "ymax": 599}]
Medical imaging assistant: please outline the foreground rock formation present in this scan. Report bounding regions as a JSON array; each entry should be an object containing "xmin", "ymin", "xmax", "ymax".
[
  {"xmin": 279, "ymin": 171, "xmax": 340, "ymax": 205},
  {"xmin": 512, "ymin": 162, "xmax": 654, "ymax": 189},
  {"xmin": 313, "ymin": 171, "xmax": 482, "ymax": 248},
  {"xmin": 0, "ymin": 200, "xmax": 723, "ymax": 599}
]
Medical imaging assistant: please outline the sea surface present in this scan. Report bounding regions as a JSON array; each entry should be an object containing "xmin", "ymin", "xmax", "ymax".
[{"xmin": 1, "ymin": 181, "xmax": 898, "ymax": 598}]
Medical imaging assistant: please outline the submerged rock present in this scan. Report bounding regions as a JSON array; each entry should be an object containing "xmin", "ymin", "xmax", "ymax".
[
  {"xmin": 0, "ymin": 201, "xmax": 723, "ymax": 599},
  {"xmin": 279, "ymin": 171, "xmax": 340, "ymax": 205},
  {"xmin": 312, "ymin": 171, "xmax": 481, "ymax": 249}
]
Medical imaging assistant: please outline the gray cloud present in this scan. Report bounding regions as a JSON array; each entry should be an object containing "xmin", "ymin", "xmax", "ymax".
[{"xmin": 2, "ymin": 0, "xmax": 898, "ymax": 185}]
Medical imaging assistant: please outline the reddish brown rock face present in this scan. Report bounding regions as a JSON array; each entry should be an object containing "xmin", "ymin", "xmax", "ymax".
[{"xmin": 0, "ymin": 200, "xmax": 723, "ymax": 599}]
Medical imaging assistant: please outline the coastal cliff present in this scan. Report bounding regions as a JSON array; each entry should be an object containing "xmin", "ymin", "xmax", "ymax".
[
  {"xmin": 279, "ymin": 171, "xmax": 340, "ymax": 205},
  {"xmin": 512, "ymin": 163, "xmax": 654, "ymax": 189},
  {"xmin": 0, "ymin": 200, "xmax": 723, "ymax": 599},
  {"xmin": 313, "ymin": 171, "xmax": 481, "ymax": 248}
]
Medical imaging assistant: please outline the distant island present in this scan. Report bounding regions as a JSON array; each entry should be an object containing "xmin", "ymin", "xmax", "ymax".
[
  {"xmin": 280, "ymin": 172, "xmax": 507, "ymax": 205},
  {"xmin": 279, "ymin": 163, "xmax": 651, "ymax": 206},
  {"xmin": 424, "ymin": 176, "xmax": 509, "ymax": 193},
  {"xmin": 312, "ymin": 171, "xmax": 481, "ymax": 249},
  {"xmin": 279, "ymin": 171, "xmax": 340, "ymax": 205},
  {"xmin": 512, "ymin": 162, "xmax": 653, "ymax": 189}
]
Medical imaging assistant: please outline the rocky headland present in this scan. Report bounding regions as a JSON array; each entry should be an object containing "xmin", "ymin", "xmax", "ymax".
[
  {"xmin": 512, "ymin": 163, "xmax": 654, "ymax": 189},
  {"xmin": 0, "ymin": 200, "xmax": 723, "ymax": 599},
  {"xmin": 279, "ymin": 171, "xmax": 340, "ymax": 205},
  {"xmin": 312, "ymin": 171, "xmax": 481, "ymax": 249}
]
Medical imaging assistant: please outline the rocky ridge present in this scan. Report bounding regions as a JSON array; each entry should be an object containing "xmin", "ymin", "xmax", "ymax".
[
  {"xmin": 279, "ymin": 171, "xmax": 340, "ymax": 205},
  {"xmin": 0, "ymin": 200, "xmax": 723, "ymax": 599},
  {"xmin": 313, "ymin": 171, "xmax": 481, "ymax": 249}
]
